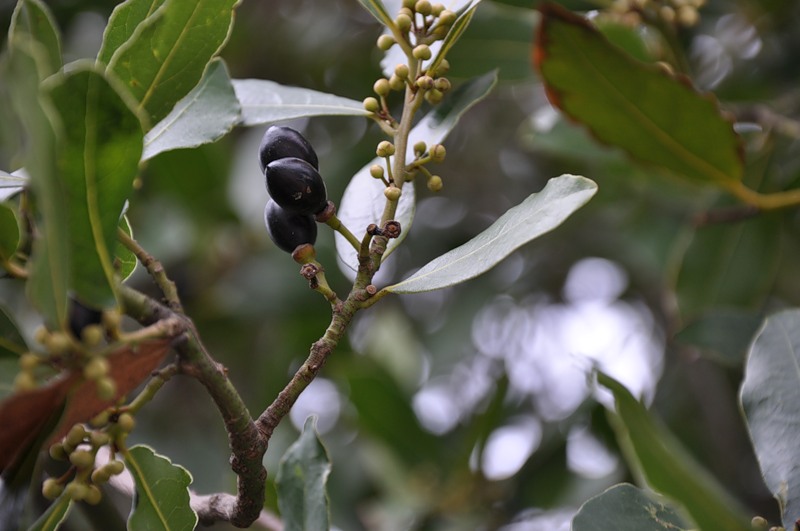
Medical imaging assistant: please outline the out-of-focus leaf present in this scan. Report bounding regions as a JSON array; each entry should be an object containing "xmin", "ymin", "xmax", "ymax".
[
  {"xmin": 0, "ymin": 203, "xmax": 20, "ymax": 263},
  {"xmin": 534, "ymin": 3, "xmax": 744, "ymax": 185},
  {"xmin": 143, "ymin": 58, "xmax": 240, "ymax": 160},
  {"xmin": 572, "ymin": 483, "xmax": 689, "ymax": 531},
  {"xmin": 6, "ymin": 38, "xmax": 68, "ymax": 328},
  {"xmin": 674, "ymin": 309, "xmax": 763, "ymax": 365},
  {"xmin": 0, "ymin": 305, "xmax": 28, "ymax": 400},
  {"xmin": 387, "ymin": 175, "xmax": 596, "ymax": 293},
  {"xmin": 107, "ymin": 0, "xmax": 240, "ymax": 125},
  {"xmin": 276, "ymin": 417, "xmax": 331, "ymax": 531},
  {"xmin": 97, "ymin": 0, "xmax": 165, "ymax": 65},
  {"xmin": 355, "ymin": 0, "xmax": 394, "ymax": 28},
  {"xmin": 124, "ymin": 445, "xmax": 197, "ymax": 531},
  {"xmin": 28, "ymin": 495, "xmax": 73, "ymax": 531},
  {"xmin": 232, "ymin": 79, "xmax": 368, "ymax": 127},
  {"xmin": 741, "ymin": 310, "xmax": 800, "ymax": 528},
  {"xmin": 9, "ymin": 0, "xmax": 61, "ymax": 76},
  {"xmin": 673, "ymin": 214, "xmax": 780, "ymax": 322},
  {"xmin": 45, "ymin": 62, "xmax": 143, "ymax": 309},
  {"xmin": 336, "ymin": 71, "xmax": 497, "ymax": 276},
  {"xmin": 115, "ymin": 215, "xmax": 138, "ymax": 282},
  {"xmin": 598, "ymin": 372, "xmax": 751, "ymax": 531}
]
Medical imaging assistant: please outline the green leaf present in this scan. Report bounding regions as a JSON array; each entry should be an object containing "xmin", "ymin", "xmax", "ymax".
[
  {"xmin": 232, "ymin": 79, "xmax": 368, "ymax": 127},
  {"xmin": 45, "ymin": 62, "xmax": 143, "ymax": 309},
  {"xmin": 0, "ymin": 203, "xmax": 20, "ymax": 262},
  {"xmin": 672, "ymin": 214, "xmax": 781, "ymax": 321},
  {"xmin": 124, "ymin": 445, "xmax": 198, "ymax": 531},
  {"xmin": 534, "ymin": 3, "xmax": 744, "ymax": 185},
  {"xmin": 335, "ymin": 71, "xmax": 497, "ymax": 276},
  {"xmin": 9, "ymin": 0, "xmax": 62, "ymax": 76},
  {"xmin": 276, "ymin": 417, "xmax": 331, "ymax": 531},
  {"xmin": 107, "ymin": 0, "xmax": 240, "ymax": 125},
  {"xmin": 28, "ymin": 493, "xmax": 73, "ymax": 531},
  {"xmin": 741, "ymin": 310, "xmax": 800, "ymax": 529},
  {"xmin": 6, "ymin": 38, "xmax": 69, "ymax": 328},
  {"xmin": 0, "ymin": 305, "xmax": 28, "ymax": 400},
  {"xmin": 598, "ymin": 371, "xmax": 751, "ymax": 531},
  {"xmin": 572, "ymin": 483, "xmax": 689, "ymax": 531},
  {"xmin": 355, "ymin": 0, "xmax": 394, "ymax": 28},
  {"xmin": 386, "ymin": 174, "xmax": 596, "ymax": 294},
  {"xmin": 116, "ymin": 215, "xmax": 138, "ymax": 282},
  {"xmin": 143, "ymin": 58, "xmax": 240, "ymax": 160},
  {"xmin": 428, "ymin": 1, "xmax": 481, "ymax": 75},
  {"xmin": 674, "ymin": 309, "xmax": 763, "ymax": 365},
  {"xmin": 98, "ymin": 0, "xmax": 166, "ymax": 65}
]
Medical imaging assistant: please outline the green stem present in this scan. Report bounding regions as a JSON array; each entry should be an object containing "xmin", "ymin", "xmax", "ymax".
[
  {"xmin": 117, "ymin": 227, "xmax": 183, "ymax": 314},
  {"xmin": 326, "ymin": 213, "xmax": 360, "ymax": 251},
  {"xmin": 125, "ymin": 364, "xmax": 179, "ymax": 414}
]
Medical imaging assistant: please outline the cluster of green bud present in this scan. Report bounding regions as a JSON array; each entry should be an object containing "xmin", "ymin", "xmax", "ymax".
[
  {"xmin": 607, "ymin": 0, "xmax": 705, "ymax": 27},
  {"xmin": 392, "ymin": 0, "xmax": 457, "ymax": 43}
]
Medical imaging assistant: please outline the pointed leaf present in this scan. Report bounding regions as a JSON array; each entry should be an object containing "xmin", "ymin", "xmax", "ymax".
[
  {"xmin": 124, "ymin": 445, "xmax": 197, "ymax": 531},
  {"xmin": 9, "ymin": 0, "xmax": 62, "ymax": 76},
  {"xmin": 28, "ymin": 495, "xmax": 73, "ymax": 531},
  {"xmin": 45, "ymin": 62, "xmax": 143, "ymax": 309},
  {"xmin": 572, "ymin": 483, "xmax": 689, "ymax": 531},
  {"xmin": 0, "ymin": 203, "xmax": 20, "ymax": 263},
  {"xmin": 355, "ymin": 0, "xmax": 394, "ymax": 28},
  {"xmin": 741, "ymin": 310, "xmax": 800, "ymax": 529},
  {"xmin": 534, "ymin": 3, "xmax": 744, "ymax": 185},
  {"xmin": 232, "ymin": 79, "xmax": 368, "ymax": 127},
  {"xmin": 98, "ymin": 0, "xmax": 165, "ymax": 65},
  {"xmin": 276, "ymin": 417, "xmax": 331, "ymax": 531},
  {"xmin": 427, "ymin": 1, "xmax": 480, "ymax": 75},
  {"xmin": 598, "ymin": 372, "xmax": 751, "ymax": 531},
  {"xmin": 143, "ymin": 58, "xmax": 240, "ymax": 160},
  {"xmin": 116, "ymin": 215, "xmax": 138, "ymax": 282},
  {"xmin": 387, "ymin": 175, "xmax": 596, "ymax": 293},
  {"xmin": 6, "ymin": 38, "xmax": 68, "ymax": 328},
  {"xmin": 336, "ymin": 71, "xmax": 497, "ymax": 276},
  {"xmin": 107, "ymin": 0, "xmax": 240, "ymax": 125}
]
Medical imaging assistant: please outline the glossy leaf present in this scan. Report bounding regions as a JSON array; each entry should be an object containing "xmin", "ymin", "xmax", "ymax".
[
  {"xmin": 387, "ymin": 175, "xmax": 596, "ymax": 293},
  {"xmin": 28, "ymin": 495, "xmax": 73, "ymax": 531},
  {"xmin": 107, "ymin": 0, "xmax": 240, "ymax": 125},
  {"xmin": 674, "ymin": 309, "xmax": 763, "ymax": 365},
  {"xmin": 45, "ymin": 63, "xmax": 143, "ymax": 309},
  {"xmin": 232, "ymin": 79, "xmax": 368, "ymax": 127},
  {"xmin": 356, "ymin": 0, "xmax": 394, "ymax": 28},
  {"xmin": 125, "ymin": 445, "xmax": 197, "ymax": 531},
  {"xmin": 598, "ymin": 372, "xmax": 751, "ymax": 531},
  {"xmin": 534, "ymin": 3, "xmax": 744, "ymax": 185},
  {"xmin": 336, "ymin": 71, "xmax": 497, "ymax": 276},
  {"xmin": 116, "ymin": 215, "xmax": 138, "ymax": 282},
  {"xmin": 9, "ymin": 0, "xmax": 61, "ymax": 76},
  {"xmin": 0, "ymin": 203, "xmax": 20, "ymax": 262},
  {"xmin": 98, "ymin": 0, "xmax": 165, "ymax": 65},
  {"xmin": 673, "ymin": 214, "xmax": 780, "ymax": 321},
  {"xmin": 572, "ymin": 483, "xmax": 688, "ymax": 531},
  {"xmin": 276, "ymin": 417, "xmax": 332, "ymax": 531},
  {"xmin": 6, "ymin": 38, "xmax": 68, "ymax": 328},
  {"xmin": 741, "ymin": 310, "xmax": 800, "ymax": 528},
  {"xmin": 143, "ymin": 58, "xmax": 240, "ymax": 160}
]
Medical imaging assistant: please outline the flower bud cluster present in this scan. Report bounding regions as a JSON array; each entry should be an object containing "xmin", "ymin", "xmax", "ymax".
[{"xmin": 607, "ymin": 0, "xmax": 705, "ymax": 27}]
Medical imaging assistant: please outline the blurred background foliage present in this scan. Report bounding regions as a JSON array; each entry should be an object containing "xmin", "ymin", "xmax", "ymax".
[{"xmin": 3, "ymin": 0, "xmax": 800, "ymax": 529}]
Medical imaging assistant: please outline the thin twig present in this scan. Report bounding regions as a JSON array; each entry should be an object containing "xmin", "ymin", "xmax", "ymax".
[{"xmin": 117, "ymin": 227, "xmax": 183, "ymax": 313}]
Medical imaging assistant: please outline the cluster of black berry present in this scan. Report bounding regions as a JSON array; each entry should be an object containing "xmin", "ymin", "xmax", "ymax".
[{"xmin": 260, "ymin": 126, "xmax": 328, "ymax": 254}]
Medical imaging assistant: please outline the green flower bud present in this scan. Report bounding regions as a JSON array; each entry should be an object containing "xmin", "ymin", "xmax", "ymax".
[
  {"xmin": 19, "ymin": 352, "xmax": 40, "ymax": 371},
  {"xmin": 384, "ymin": 187, "xmax": 402, "ymax": 201},
  {"xmin": 96, "ymin": 377, "xmax": 117, "ymax": 401},
  {"xmin": 412, "ymin": 44, "xmax": 432, "ymax": 60},
  {"xmin": 377, "ymin": 34, "xmax": 395, "ymax": 50},
  {"xmin": 389, "ymin": 74, "xmax": 405, "ymax": 92},
  {"xmin": 434, "ymin": 58, "xmax": 450, "ymax": 76},
  {"xmin": 103, "ymin": 460, "xmax": 125, "ymax": 476},
  {"xmin": 89, "ymin": 431, "xmax": 110, "ymax": 448},
  {"xmin": 13, "ymin": 370, "xmax": 36, "ymax": 391},
  {"xmin": 413, "ymin": 141, "xmax": 427, "ymax": 156},
  {"xmin": 394, "ymin": 64, "xmax": 410, "ymax": 79},
  {"xmin": 750, "ymin": 516, "xmax": 769, "ymax": 530},
  {"xmin": 42, "ymin": 478, "xmax": 64, "ymax": 500},
  {"xmin": 438, "ymin": 9, "xmax": 456, "ymax": 26},
  {"xmin": 376, "ymin": 141, "xmax": 396, "ymax": 157},
  {"xmin": 433, "ymin": 77, "xmax": 451, "ymax": 93},
  {"xmin": 427, "ymin": 175, "xmax": 443, "ymax": 192},
  {"xmin": 66, "ymin": 424, "xmax": 87, "ymax": 447},
  {"xmin": 396, "ymin": 13, "xmax": 412, "ymax": 32},
  {"xmin": 49, "ymin": 442, "xmax": 68, "ymax": 461},
  {"xmin": 415, "ymin": 0, "xmax": 432, "ymax": 16},
  {"xmin": 34, "ymin": 325, "xmax": 49, "ymax": 345},
  {"xmin": 425, "ymin": 88, "xmax": 444, "ymax": 104},
  {"xmin": 370, "ymin": 164, "xmax": 385, "ymax": 179},
  {"xmin": 91, "ymin": 467, "xmax": 110, "ymax": 485},
  {"xmin": 83, "ymin": 356, "xmax": 109, "ymax": 381},
  {"xmin": 90, "ymin": 410, "xmax": 110, "ymax": 428},
  {"xmin": 69, "ymin": 449, "xmax": 95, "ymax": 470},
  {"xmin": 416, "ymin": 75, "xmax": 434, "ymax": 90},
  {"xmin": 373, "ymin": 78, "xmax": 391, "ymax": 97},
  {"xmin": 431, "ymin": 3, "xmax": 445, "ymax": 16},
  {"xmin": 430, "ymin": 144, "xmax": 446, "ymax": 162},
  {"xmin": 363, "ymin": 97, "xmax": 380, "ymax": 113},
  {"xmin": 81, "ymin": 325, "xmax": 104, "ymax": 347},
  {"xmin": 85, "ymin": 485, "xmax": 103, "ymax": 505},
  {"xmin": 116, "ymin": 412, "xmax": 136, "ymax": 433},
  {"xmin": 44, "ymin": 332, "xmax": 72, "ymax": 356},
  {"xmin": 64, "ymin": 482, "xmax": 88, "ymax": 502},
  {"xmin": 102, "ymin": 309, "xmax": 121, "ymax": 333},
  {"xmin": 402, "ymin": 0, "xmax": 416, "ymax": 8}
]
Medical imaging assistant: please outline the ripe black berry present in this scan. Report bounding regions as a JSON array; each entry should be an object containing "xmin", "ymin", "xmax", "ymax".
[
  {"xmin": 264, "ymin": 199, "xmax": 318, "ymax": 253},
  {"xmin": 265, "ymin": 157, "xmax": 328, "ymax": 215},
  {"xmin": 68, "ymin": 297, "xmax": 102, "ymax": 339},
  {"xmin": 259, "ymin": 126, "xmax": 319, "ymax": 172}
]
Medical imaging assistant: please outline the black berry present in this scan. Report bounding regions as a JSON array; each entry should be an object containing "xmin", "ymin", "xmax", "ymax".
[
  {"xmin": 258, "ymin": 126, "xmax": 319, "ymax": 172},
  {"xmin": 264, "ymin": 199, "xmax": 317, "ymax": 253},
  {"xmin": 67, "ymin": 297, "xmax": 102, "ymax": 339},
  {"xmin": 265, "ymin": 157, "xmax": 328, "ymax": 215}
]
